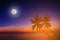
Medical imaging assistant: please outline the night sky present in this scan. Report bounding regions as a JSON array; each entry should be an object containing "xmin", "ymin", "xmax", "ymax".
[{"xmin": 0, "ymin": 0, "xmax": 60, "ymax": 30}]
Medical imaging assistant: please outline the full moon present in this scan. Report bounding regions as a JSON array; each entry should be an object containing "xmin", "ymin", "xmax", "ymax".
[{"xmin": 11, "ymin": 9, "xmax": 17, "ymax": 15}]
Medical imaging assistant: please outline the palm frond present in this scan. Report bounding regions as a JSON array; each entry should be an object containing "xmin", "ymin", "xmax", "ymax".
[{"xmin": 32, "ymin": 25, "xmax": 36, "ymax": 30}]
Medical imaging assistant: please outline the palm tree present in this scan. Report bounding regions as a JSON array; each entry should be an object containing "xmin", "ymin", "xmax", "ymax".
[
  {"xmin": 43, "ymin": 14, "xmax": 51, "ymax": 31},
  {"xmin": 31, "ymin": 15, "xmax": 43, "ymax": 31}
]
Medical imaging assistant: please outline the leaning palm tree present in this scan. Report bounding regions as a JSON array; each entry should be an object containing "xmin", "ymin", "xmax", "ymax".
[{"xmin": 31, "ymin": 15, "xmax": 43, "ymax": 31}]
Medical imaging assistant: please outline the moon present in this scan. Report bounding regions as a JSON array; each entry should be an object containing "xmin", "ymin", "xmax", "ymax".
[{"xmin": 11, "ymin": 9, "xmax": 17, "ymax": 15}]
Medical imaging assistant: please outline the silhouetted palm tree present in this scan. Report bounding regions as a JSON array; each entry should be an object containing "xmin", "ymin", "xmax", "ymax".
[
  {"xmin": 43, "ymin": 14, "xmax": 51, "ymax": 31},
  {"xmin": 31, "ymin": 15, "xmax": 43, "ymax": 31}
]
